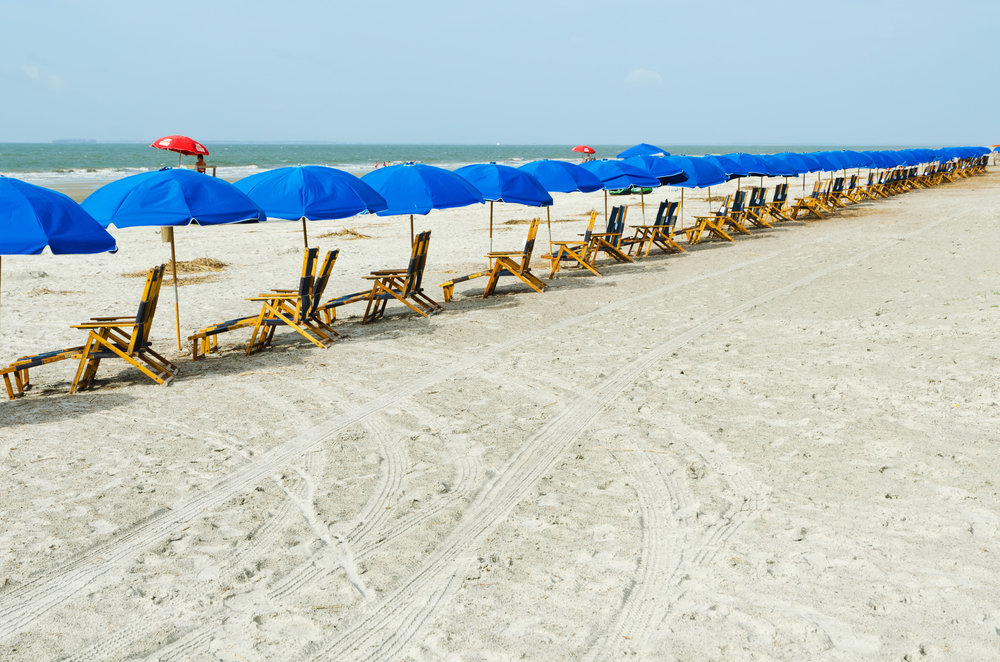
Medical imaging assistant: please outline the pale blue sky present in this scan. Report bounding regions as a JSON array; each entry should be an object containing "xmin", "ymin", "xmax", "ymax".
[{"xmin": 2, "ymin": 0, "xmax": 997, "ymax": 145}]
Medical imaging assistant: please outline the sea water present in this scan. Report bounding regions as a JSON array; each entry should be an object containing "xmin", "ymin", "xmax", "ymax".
[{"xmin": 0, "ymin": 143, "xmax": 923, "ymax": 188}]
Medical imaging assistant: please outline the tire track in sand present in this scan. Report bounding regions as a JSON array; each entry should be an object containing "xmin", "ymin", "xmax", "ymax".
[
  {"xmin": 300, "ymin": 216, "xmax": 953, "ymax": 662},
  {"xmin": 0, "ymin": 247, "xmax": 796, "ymax": 642}
]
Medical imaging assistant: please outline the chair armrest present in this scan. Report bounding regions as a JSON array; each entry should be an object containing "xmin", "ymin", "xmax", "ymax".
[
  {"xmin": 247, "ymin": 295, "xmax": 300, "ymax": 302},
  {"xmin": 369, "ymin": 269, "xmax": 406, "ymax": 276},
  {"xmin": 89, "ymin": 315, "xmax": 134, "ymax": 321},
  {"xmin": 72, "ymin": 322, "xmax": 141, "ymax": 329},
  {"xmin": 269, "ymin": 289, "xmax": 297, "ymax": 293},
  {"xmin": 486, "ymin": 251, "xmax": 524, "ymax": 257}
]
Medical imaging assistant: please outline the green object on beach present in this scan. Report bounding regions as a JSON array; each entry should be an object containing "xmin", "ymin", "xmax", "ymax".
[{"xmin": 609, "ymin": 186, "xmax": 653, "ymax": 196}]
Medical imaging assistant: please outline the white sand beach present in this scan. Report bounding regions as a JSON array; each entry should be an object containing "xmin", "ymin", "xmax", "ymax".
[{"xmin": 1, "ymin": 170, "xmax": 999, "ymax": 660}]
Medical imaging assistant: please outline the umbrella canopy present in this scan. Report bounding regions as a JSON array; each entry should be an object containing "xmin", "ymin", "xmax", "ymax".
[
  {"xmin": 361, "ymin": 162, "xmax": 483, "ymax": 216},
  {"xmin": 757, "ymin": 154, "xmax": 798, "ymax": 177},
  {"xmin": 703, "ymin": 154, "xmax": 749, "ymax": 181},
  {"xmin": 453, "ymin": 163, "xmax": 552, "ymax": 206},
  {"xmin": 622, "ymin": 155, "xmax": 688, "ymax": 184},
  {"xmin": 1, "ymin": 177, "xmax": 118, "ymax": 360},
  {"xmin": 1, "ymin": 177, "xmax": 117, "ymax": 255},
  {"xmin": 579, "ymin": 159, "xmax": 661, "ymax": 190},
  {"xmin": 83, "ymin": 168, "xmax": 265, "ymax": 228},
  {"xmin": 838, "ymin": 150, "xmax": 876, "ymax": 168},
  {"xmin": 150, "ymin": 135, "xmax": 209, "ymax": 162},
  {"xmin": 775, "ymin": 152, "xmax": 822, "ymax": 173},
  {"xmin": 83, "ymin": 168, "xmax": 266, "ymax": 350},
  {"xmin": 234, "ymin": 165, "xmax": 387, "ymax": 221},
  {"xmin": 517, "ymin": 160, "xmax": 603, "ymax": 193},
  {"xmin": 661, "ymin": 156, "xmax": 728, "ymax": 188},
  {"xmin": 861, "ymin": 151, "xmax": 897, "ymax": 168},
  {"xmin": 722, "ymin": 153, "xmax": 771, "ymax": 177},
  {"xmin": 617, "ymin": 143, "xmax": 670, "ymax": 158},
  {"xmin": 807, "ymin": 152, "xmax": 846, "ymax": 171},
  {"xmin": 572, "ymin": 145, "xmax": 596, "ymax": 155}
]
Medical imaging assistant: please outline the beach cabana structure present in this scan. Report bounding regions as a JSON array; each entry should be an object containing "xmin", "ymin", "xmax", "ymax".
[
  {"xmin": 82, "ymin": 168, "xmax": 267, "ymax": 349},
  {"xmin": 579, "ymin": 159, "xmax": 660, "ymax": 221},
  {"xmin": 234, "ymin": 165, "xmax": 387, "ymax": 248},
  {"xmin": 517, "ymin": 159, "xmax": 603, "ymax": 247},
  {"xmin": 360, "ymin": 162, "xmax": 483, "ymax": 246},
  {"xmin": 0, "ymin": 177, "xmax": 118, "ymax": 398},
  {"xmin": 616, "ymin": 143, "xmax": 670, "ymax": 158}
]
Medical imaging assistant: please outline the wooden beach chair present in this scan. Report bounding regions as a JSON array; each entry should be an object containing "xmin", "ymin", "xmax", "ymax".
[
  {"xmin": 621, "ymin": 200, "xmax": 685, "ymax": 257},
  {"xmin": 187, "ymin": 248, "xmax": 338, "ymax": 359},
  {"xmin": 587, "ymin": 205, "xmax": 635, "ymax": 265},
  {"xmin": 719, "ymin": 189, "xmax": 752, "ymax": 235},
  {"xmin": 743, "ymin": 187, "xmax": 773, "ymax": 229},
  {"xmin": 243, "ymin": 247, "xmax": 339, "ymax": 355},
  {"xmin": 70, "ymin": 265, "xmax": 178, "ymax": 393},
  {"xmin": 320, "ymin": 230, "xmax": 441, "ymax": 324},
  {"xmin": 440, "ymin": 218, "xmax": 546, "ymax": 301},
  {"xmin": 4, "ymin": 265, "xmax": 175, "ymax": 398},
  {"xmin": 789, "ymin": 181, "xmax": 826, "ymax": 219},
  {"xmin": 681, "ymin": 194, "xmax": 736, "ymax": 245},
  {"xmin": 765, "ymin": 184, "xmax": 794, "ymax": 223},
  {"xmin": 546, "ymin": 211, "xmax": 602, "ymax": 278},
  {"xmin": 826, "ymin": 177, "xmax": 848, "ymax": 207},
  {"xmin": 842, "ymin": 175, "xmax": 863, "ymax": 202}
]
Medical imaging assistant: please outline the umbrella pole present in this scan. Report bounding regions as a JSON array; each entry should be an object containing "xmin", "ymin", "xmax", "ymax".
[
  {"xmin": 680, "ymin": 188, "xmax": 684, "ymax": 226},
  {"xmin": 708, "ymin": 186, "xmax": 711, "ymax": 212},
  {"xmin": 546, "ymin": 206, "xmax": 552, "ymax": 253},
  {"xmin": 489, "ymin": 201, "xmax": 494, "ymax": 253},
  {"xmin": 604, "ymin": 190, "xmax": 608, "ymax": 223},
  {"xmin": 178, "ymin": 152, "xmax": 182, "ymax": 168},
  {"xmin": 167, "ymin": 228, "xmax": 181, "ymax": 351},
  {"xmin": 641, "ymin": 191, "xmax": 645, "ymax": 222},
  {"xmin": 302, "ymin": 217, "xmax": 309, "ymax": 248},
  {"xmin": 410, "ymin": 214, "xmax": 414, "ymax": 246}
]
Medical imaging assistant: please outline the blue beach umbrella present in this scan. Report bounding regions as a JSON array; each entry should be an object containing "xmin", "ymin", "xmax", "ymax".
[
  {"xmin": 616, "ymin": 143, "xmax": 671, "ymax": 158},
  {"xmin": 621, "ymin": 155, "xmax": 687, "ymax": 219},
  {"xmin": 580, "ymin": 159, "xmax": 660, "ymax": 221},
  {"xmin": 622, "ymin": 155, "xmax": 688, "ymax": 184},
  {"xmin": 862, "ymin": 151, "xmax": 897, "ymax": 169},
  {"xmin": 704, "ymin": 155, "xmax": 750, "ymax": 180},
  {"xmin": 723, "ymin": 153, "xmax": 771, "ymax": 177},
  {"xmin": 518, "ymin": 160, "xmax": 604, "ymax": 245},
  {"xmin": 83, "ymin": 167, "xmax": 267, "ymax": 349},
  {"xmin": 361, "ymin": 162, "xmax": 484, "ymax": 244},
  {"xmin": 454, "ymin": 163, "xmax": 552, "ymax": 250},
  {"xmin": 517, "ymin": 159, "xmax": 603, "ymax": 193},
  {"xmin": 757, "ymin": 154, "xmax": 798, "ymax": 177},
  {"xmin": 1, "ymin": 177, "xmax": 117, "ymax": 356},
  {"xmin": 234, "ymin": 165, "xmax": 387, "ymax": 247},
  {"xmin": 661, "ymin": 156, "xmax": 728, "ymax": 222},
  {"xmin": 775, "ymin": 153, "xmax": 823, "ymax": 192}
]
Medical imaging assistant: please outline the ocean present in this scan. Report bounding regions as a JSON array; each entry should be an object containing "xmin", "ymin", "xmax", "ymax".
[{"xmin": 0, "ymin": 143, "xmax": 924, "ymax": 188}]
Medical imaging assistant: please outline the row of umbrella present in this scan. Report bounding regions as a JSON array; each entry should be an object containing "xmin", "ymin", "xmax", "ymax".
[{"xmin": 2, "ymin": 143, "xmax": 991, "ymax": 357}]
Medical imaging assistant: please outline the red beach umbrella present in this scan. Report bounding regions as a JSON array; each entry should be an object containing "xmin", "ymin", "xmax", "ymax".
[
  {"xmin": 572, "ymin": 145, "xmax": 596, "ymax": 155},
  {"xmin": 150, "ymin": 135, "xmax": 210, "ymax": 166}
]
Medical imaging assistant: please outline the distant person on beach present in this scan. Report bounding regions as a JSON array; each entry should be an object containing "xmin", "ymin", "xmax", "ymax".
[{"xmin": 196, "ymin": 155, "xmax": 207, "ymax": 173}]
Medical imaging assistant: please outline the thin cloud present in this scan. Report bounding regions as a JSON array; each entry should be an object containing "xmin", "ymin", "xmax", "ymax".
[
  {"xmin": 22, "ymin": 65, "xmax": 39, "ymax": 79},
  {"xmin": 625, "ymin": 69, "xmax": 663, "ymax": 88}
]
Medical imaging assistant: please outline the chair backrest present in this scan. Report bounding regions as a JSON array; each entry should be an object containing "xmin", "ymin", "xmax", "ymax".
[
  {"xmin": 847, "ymin": 174, "xmax": 858, "ymax": 190},
  {"xmin": 774, "ymin": 183, "xmax": 787, "ymax": 203},
  {"xmin": 810, "ymin": 181, "xmax": 822, "ymax": 199},
  {"xmin": 867, "ymin": 172, "xmax": 875, "ymax": 186},
  {"xmin": 514, "ymin": 218, "xmax": 541, "ymax": 273},
  {"xmin": 309, "ymin": 249, "xmax": 339, "ymax": 316},
  {"xmin": 714, "ymin": 194, "xmax": 732, "ymax": 217},
  {"xmin": 653, "ymin": 200, "xmax": 669, "ymax": 226},
  {"xmin": 403, "ymin": 231, "xmax": 431, "ymax": 297},
  {"xmin": 832, "ymin": 177, "xmax": 844, "ymax": 193},
  {"xmin": 604, "ymin": 205, "xmax": 627, "ymax": 247},
  {"xmin": 293, "ymin": 247, "xmax": 320, "ymax": 321},
  {"xmin": 581, "ymin": 210, "xmax": 598, "ymax": 242},
  {"xmin": 663, "ymin": 202, "xmax": 679, "ymax": 231},
  {"xmin": 746, "ymin": 187, "xmax": 762, "ymax": 209},
  {"xmin": 730, "ymin": 190, "xmax": 747, "ymax": 213},
  {"xmin": 129, "ymin": 264, "xmax": 166, "ymax": 354}
]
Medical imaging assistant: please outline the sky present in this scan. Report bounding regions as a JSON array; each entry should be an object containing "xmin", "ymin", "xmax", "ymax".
[{"xmin": 2, "ymin": 0, "xmax": 997, "ymax": 145}]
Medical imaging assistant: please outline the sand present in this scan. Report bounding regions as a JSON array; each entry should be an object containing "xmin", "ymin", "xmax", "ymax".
[{"xmin": 0, "ymin": 169, "xmax": 998, "ymax": 661}]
